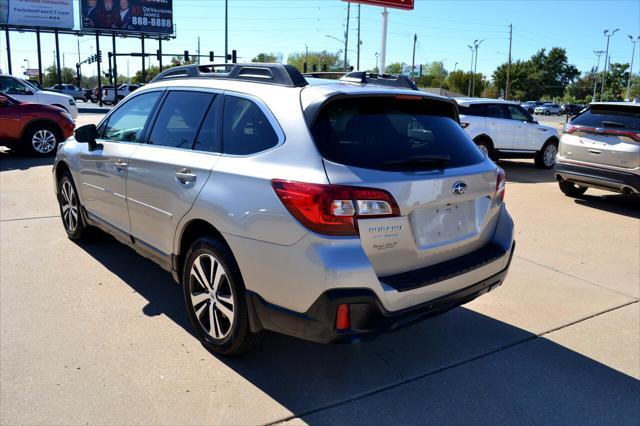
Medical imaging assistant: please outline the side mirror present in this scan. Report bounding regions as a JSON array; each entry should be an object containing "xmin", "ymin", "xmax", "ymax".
[{"xmin": 75, "ymin": 124, "xmax": 98, "ymax": 150}]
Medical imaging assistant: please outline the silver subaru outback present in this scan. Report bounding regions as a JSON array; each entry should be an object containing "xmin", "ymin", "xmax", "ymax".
[{"xmin": 53, "ymin": 64, "xmax": 515, "ymax": 355}]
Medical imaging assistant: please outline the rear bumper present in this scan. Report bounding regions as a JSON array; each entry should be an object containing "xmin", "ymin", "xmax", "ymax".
[
  {"xmin": 246, "ymin": 243, "xmax": 515, "ymax": 344},
  {"xmin": 555, "ymin": 161, "xmax": 640, "ymax": 194}
]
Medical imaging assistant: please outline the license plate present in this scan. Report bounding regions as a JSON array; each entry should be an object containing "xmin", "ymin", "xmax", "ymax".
[{"xmin": 411, "ymin": 201, "xmax": 476, "ymax": 247}]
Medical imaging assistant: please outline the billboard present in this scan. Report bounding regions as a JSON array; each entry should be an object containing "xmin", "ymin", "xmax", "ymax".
[
  {"xmin": 343, "ymin": 0, "xmax": 414, "ymax": 10},
  {"xmin": 0, "ymin": 0, "xmax": 74, "ymax": 29},
  {"xmin": 80, "ymin": 0, "xmax": 173, "ymax": 35}
]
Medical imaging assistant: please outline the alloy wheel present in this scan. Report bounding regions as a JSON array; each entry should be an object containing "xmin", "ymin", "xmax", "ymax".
[
  {"xmin": 60, "ymin": 180, "xmax": 79, "ymax": 232},
  {"xmin": 544, "ymin": 144, "xmax": 558, "ymax": 167},
  {"xmin": 32, "ymin": 129, "xmax": 57, "ymax": 154},
  {"xmin": 189, "ymin": 253, "xmax": 235, "ymax": 339}
]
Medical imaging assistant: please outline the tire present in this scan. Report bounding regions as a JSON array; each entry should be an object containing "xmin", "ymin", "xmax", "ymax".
[
  {"xmin": 474, "ymin": 138, "xmax": 495, "ymax": 160},
  {"xmin": 182, "ymin": 237, "xmax": 262, "ymax": 356},
  {"xmin": 58, "ymin": 171, "xmax": 89, "ymax": 240},
  {"xmin": 534, "ymin": 141, "xmax": 558, "ymax": 169},
  {"xmin": 115, "ymin": 96, "xmax": 124, "ymax": 104},
  {"xmin": 23, "ymin": 124, "xmax": 60, "ymax": 157},
  {"xmin": 559, "ymin": 181, "xmax": 588, "ymax": 197}
]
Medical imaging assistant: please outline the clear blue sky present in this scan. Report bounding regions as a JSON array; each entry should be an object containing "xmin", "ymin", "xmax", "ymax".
[{"xmin": 1, "ymin": 0, "xmax": 639, "ymax": 80}]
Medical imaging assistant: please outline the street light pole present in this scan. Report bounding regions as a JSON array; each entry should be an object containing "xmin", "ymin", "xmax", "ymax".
[
  {"xmin": 467, "ymin": 44, "xmax": 474, "ymax": 96},
  {"xmin": 472, "ymin": 39, "xmax": 484, "ymax": 96},
  {"xmin": 344, "ymin": 2, "xmax": 350, "ymax": 71},
  {"xmin": 592, "ymin": 50, "xmax": 604, "ymax": 101},
  {"xmin": 224, "ymin": 0, "xmax": 228, "ymax": 63},
  {"xmin": 626, "ymin": 35, "xmax": 639, "ymax": 100},
  {"xmin": 411, "ymin": 34, "xmax": 417, "ymax": 78},
  {"xmin": 375, "ymin": 52, "xmax": 379, "ymax": 72},
  {"xmin": 601, "ymin": 28, "xmax": 619, "ymax": 100}
]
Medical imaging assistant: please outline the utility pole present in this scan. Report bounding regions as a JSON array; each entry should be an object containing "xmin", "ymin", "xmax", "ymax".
[
  {"xmin": 626, "ymin": 35, "xmax": 639, "ymax": 100},
  {"xmin": 506, "ymin": 24, "xmax": 512, "ymax": 100},
  {"xmin": 601, "ymin": 28, "xmax": 619, "ymax": 100},
  {"xmin": 472, "ymin": 39, "xmax": 484, "ymax": 96},
  {"xmin": 411, "ymin": 34, "xmax": 417, "ymax": 78},
  {"xmin": 593, "ymin": 50, "xmax": 604, "ymax": 101},
  {"xmin": 467, "ymin": 44, "xmax": 474, "ymax": 96},
  {"xmin": 224, "ymin": 0, "xmax": 228, "ymax": 63},
  {"xmin": 197, "ymin": 36, "xmax": 201, "ymax": 65},
  {"xmin": 380, "ymin": 8, "xmax": 388, "ymax": 73},
  {"xmin": 344, "ymin": 2, "xmax": 350, "ymax": 71},
  {"xmin": 356, "ymin": 3, "xmax": 361, "ymax": 70},
  {"xmin": 77, "ymin": 39, "xmax": 81, "ymax": 86}
]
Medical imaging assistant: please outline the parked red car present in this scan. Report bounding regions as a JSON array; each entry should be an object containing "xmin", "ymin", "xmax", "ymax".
[{"xmin": 0, "ymin": 91, "xmax": 74, "ymax": 156}]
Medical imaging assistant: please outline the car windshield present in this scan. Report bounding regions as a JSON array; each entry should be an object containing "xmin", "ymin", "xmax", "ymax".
[
  {"xmin": 310, "ymin": 96, "xmax": 484, "ymax": 171},
  {"xmin": 20, "ymin": 79, "xmax": 40, "ymax": 92}
]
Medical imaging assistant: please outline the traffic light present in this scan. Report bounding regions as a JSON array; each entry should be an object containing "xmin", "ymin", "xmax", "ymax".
[
  {"xmin": 184, "ymin": 50, "xmax": 189, "ymax": 61},
  {"xmin": 209, "ymin": 51, "xmax": 214, "ymax": 61},
  {"xmin": 156, "ymin": 49, "xmax": 161, "ymax": 61},
  {"xmin": 97, "ymin": 51, "xmax": 102, "ymax": 63},
  {"xmin": 231, "ymin": 50, "xmax": 237, "ymax": 64}
]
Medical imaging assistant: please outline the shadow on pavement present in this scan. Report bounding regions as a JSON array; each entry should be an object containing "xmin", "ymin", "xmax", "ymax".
[
  {"xmin": 574, "ymin": 193, "xmax": 640, "ymax": 219},
  {"xmin": 0, "ymin": 149, "xmax": 54, "ymax": 171},
  {"xmin": 75, "ymin": 229, "xmax": 640, "ymax": 424},
  {"xmin": 497, "ymin": 159, "xmax": 556, "ymax": 184}
]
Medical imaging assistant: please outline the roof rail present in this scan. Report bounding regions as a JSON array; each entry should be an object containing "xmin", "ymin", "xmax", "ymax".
[
  {"xmin": 151, "ymin": 63, "xmax": 308, "ymax": 87},
  {"xmin": 302, "ymin": 71, "xmax": 346, "ymax": 80},
  {"xmin": 340, "ymin": 71, "xmax": 418, "ymax": 91}
]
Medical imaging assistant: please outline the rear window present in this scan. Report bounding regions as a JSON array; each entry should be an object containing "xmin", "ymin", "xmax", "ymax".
[
  {"xmin": 310, "ymin": 97, "xmax": 484, "ymax": 170},
  {"xmin": 571, "ymin": 106, "xmax": 640, "ymax": 130}
]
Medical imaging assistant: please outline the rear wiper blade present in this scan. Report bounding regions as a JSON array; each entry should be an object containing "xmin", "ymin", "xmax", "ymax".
[
  {"xmin": 601, "ymin": 120, "xmax": 628, "ymax": 128},
  {"xmin": 381, "ymin": 155, "xmax": 450, "ymax": 170}
]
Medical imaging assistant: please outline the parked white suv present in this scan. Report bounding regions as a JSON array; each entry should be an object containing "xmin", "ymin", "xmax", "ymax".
[
  {"xmin": 49, "ymin": 84, "xmax": 86, "ymax": 101},
  {"xmin": 456, "ymin": 98, "xmax": 560, "ymax": 168},
  {"xmin": 534, "ymin": 103, "xmax": 563, "ymax": 115},
  {"xmin": 0, "ymin": 75, "xmax": 78, "ymax": 119},
  {"xmin": 103, "ymin": 84, "xmax": 139, "ymax": 105}
]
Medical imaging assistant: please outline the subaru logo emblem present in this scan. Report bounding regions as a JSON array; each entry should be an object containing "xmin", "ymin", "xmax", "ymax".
[{"xmin": 452, "ymin": 181, "xmax": 467, "ymax": 195}]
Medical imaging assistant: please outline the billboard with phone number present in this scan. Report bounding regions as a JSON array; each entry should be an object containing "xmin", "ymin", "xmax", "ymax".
[
  {"xmin": 80, "ymin": 0, "xmax": 173, "ymax": 35},
  {"xmin": 0, "ymin": 0, "xmax": 75, "ymax": 29}
]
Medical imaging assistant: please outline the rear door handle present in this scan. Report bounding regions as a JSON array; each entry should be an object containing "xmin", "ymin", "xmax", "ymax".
[
  {"xmin": 588, "ymin": 149, "xmax": 602, "ymax": 155},
  {"xmin": 114, "ymin": 161, "xmax": 128, "ymax": 172},
  {"xmin": 175, "ymin": 169, "xmax": 197, "ymax": 184}
]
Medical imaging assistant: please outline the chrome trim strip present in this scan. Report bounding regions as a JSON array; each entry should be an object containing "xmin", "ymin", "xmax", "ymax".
[{"xmin": 126, "ymin": 197, "xmax": 173, "ymax": 218}]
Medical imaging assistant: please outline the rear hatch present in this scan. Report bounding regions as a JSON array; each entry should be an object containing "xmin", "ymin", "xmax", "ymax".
[
  {"xmin": 308, "ymin": 94, "xmax": 503, "ymax": 276},
  {"xmin": 562, "ymin": 104, "xmax": 640, "ymax": 169}
]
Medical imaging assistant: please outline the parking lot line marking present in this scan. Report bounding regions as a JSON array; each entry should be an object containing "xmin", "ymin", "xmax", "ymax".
[
  {"xmin": 516, "ymin": 255, "xmax": 640, "ymax": 301},
  {"xmin": 0, "ymin": 215, "xmax": 59, "ymax": 223},
  {"xmin": 273, "ymin": 300, "xmax": 639, "ymax": 425}
]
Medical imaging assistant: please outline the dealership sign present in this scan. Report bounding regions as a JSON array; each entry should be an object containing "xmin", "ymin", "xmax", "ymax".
[
  {"xmin": 0, "ymin": 0, "xmax": 74, "ymax": 29},
  {"xmin": 80, "ymin": 0, "xmax": 173, "ymax": 35},
  {"xmin": 343, "ymin": 0, "xmax": 414, "ymax": 10}
]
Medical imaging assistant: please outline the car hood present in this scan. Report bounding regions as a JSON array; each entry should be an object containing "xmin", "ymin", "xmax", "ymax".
[
  {"xmin": 38, "ymin": 90, "xmax": 74, "ymax": 101},
  {"xmin": 17, "ymin": 101, "xmax": 66, "ymax": 113}
]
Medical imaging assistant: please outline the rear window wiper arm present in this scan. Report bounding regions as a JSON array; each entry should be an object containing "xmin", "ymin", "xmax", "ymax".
[{"xmin": 601, "ymin": 120, "xmax": 628, "ymax": 129}]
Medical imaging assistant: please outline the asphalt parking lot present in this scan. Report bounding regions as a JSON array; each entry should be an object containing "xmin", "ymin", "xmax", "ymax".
[{"xmin": 1, "ymin": 114, "xmax": 639, "ymax": 425}]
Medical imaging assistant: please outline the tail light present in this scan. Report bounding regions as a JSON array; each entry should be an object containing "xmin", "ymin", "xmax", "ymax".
[
  {"xmin": 565, "ymin": 125, "xmax": 640, "ymax": 142},
  {"xmin": 271, "ymin": 179, "xmax": 400, "ymax": 237},
  {"xmin": 335, "ymin": 304, "xmax": 350, "ymax": 330},
  {"xmin": 495, "ymin": 167, "xmax": 506, "ymax": 202}
]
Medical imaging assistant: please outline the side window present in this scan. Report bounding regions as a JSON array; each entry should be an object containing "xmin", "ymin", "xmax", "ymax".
[
  {"xmin": 223, "ymin": 96, "xmax": 279, "ymax": 155},
  {"xmin": 469, "ymin": 104, "xmax": 487, "ymax": 117},
  {"xmin": 0, "ymin": 77, "xmax": 29, "ymax": 95},
  {"xmin": 148, "ymin": 91, "xmax": 214, "ymax": 149},
  {"xmin": 485, "ymin": 104, "xmax": 505, "ymax": 119},
  {"xmin": 193, "ymin": 98, "xmax": 221, "ymax": 153},
  {"xmin": 506, "ymin": 105, "xmax": 529, "ymax": 121},
  {"xmin": 103, "ymin": 91, "xmax": 161, "ymax": 142}
]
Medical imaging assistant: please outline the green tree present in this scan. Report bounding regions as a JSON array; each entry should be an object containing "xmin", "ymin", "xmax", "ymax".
[
  {"xmin": 42, "ymin": 66, "xmax": 77, "ymax": 87},
  {"xmin": 601, "ymin": 63, "xmax": 630, "ymax": 101},
  {"xmin": 252, "ymin": 52, "xmax": 278, "ymax": 63},
  {"xmin": 493, "ymin": 48, "xmax": 579, "ymax": 100},
  {"xmin": 565, "ymin": 72, "xmax": 598, "ymax": 103},
  {"xmin": 287, "ymin": 50, "xmax": 343, "ymax": 72},
  {"xmin": 131, "ymin": 57, "xmax": 195, "ymax": 84},
  {"xmin": 384, "ymin": 62, "xmax": 403, "ymax": 74}
]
